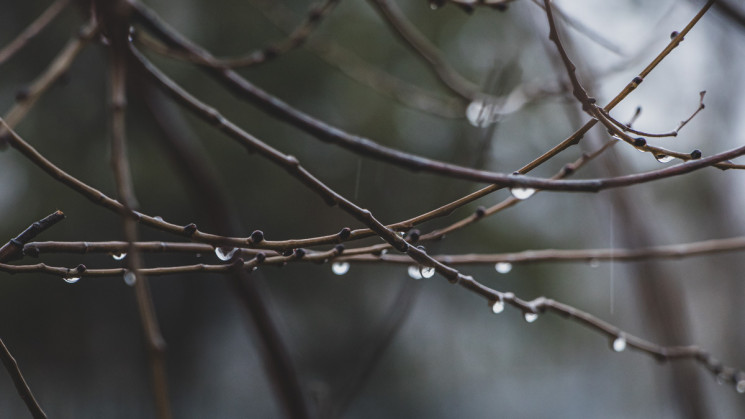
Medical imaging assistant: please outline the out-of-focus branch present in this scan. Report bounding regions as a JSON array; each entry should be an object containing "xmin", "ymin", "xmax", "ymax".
[
  {"xmin": 1, "ymin": 20, "xmax": 98, "ymax": 145},
  {"xmin": 0, "ymin": 0, "xmax": 71, "ymax": 66},
  {"xmin": 145, "ymin": 0, "xmax": 340, "ymax": 68},
  {"xmin": 0, "ymin": 339, "xmax": 46, "ymax": 419},
  {"xmin": 0, "ymin": 212, "xmax": 66, "ymax": 419},
  {"xmin": 366, "ymin": 0, "xmax": 481, "ymax": 99},
  {"xmin": 102, "ymin": 4, "xmax": 172, "ymax": 413},
  {"xmin": 140, "ymin": 83, "xmax": 314, "ymax": 419},
  {"xmin": 242, "ymin": 0, "xmax": 467, "ymax": 118}
]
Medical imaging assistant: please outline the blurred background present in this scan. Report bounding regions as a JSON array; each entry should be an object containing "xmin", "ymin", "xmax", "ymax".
[{"xmin": 1, "ymin": 0, "xmax": 745, "ymax": 417}]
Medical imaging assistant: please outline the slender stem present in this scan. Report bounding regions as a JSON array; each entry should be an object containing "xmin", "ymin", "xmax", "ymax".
[
  {"xmin": 0, "ymin": 338, "xmax": 47, "ymax": 419},
  {"xmin": 109, "ymin": 39, "xmax": 172, "ymax": 419},
  {"xmin": 0, "ymin": 0, "xmax": 71, "ymax": 66}
]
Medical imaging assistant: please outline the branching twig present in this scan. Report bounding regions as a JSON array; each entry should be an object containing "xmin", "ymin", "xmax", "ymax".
[
  {"xmin": 0, "ymin": 211, "xmax": 65, "ymax": 262},
  {"xmin": 144, "ymin": 0, "xmax": 340, "ymax": 69}
]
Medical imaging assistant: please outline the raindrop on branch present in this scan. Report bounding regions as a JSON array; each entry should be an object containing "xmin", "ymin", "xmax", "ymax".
[
  {"xmin": 123, "ymin": 270, "xmax": 137, "ymax": 287},
  {"xmin": 331, "ymin": 262, "xmax": 350, "ymax": 275},
  {"xmin": 407, "ymin": 265, "xmax": 423, "ymax": 280},
  {"xmin": 524, "ymin": 312, "xmax": 539, "ymax": 323},
  {"xmin": 420, "ymin": 266, "xmax": 435, "ymax": 278},
  {"xmin": 737, "ymin": 380, "xmax": 745, "ymax": 394},
  {"xmin": 491, "ymin": 299, "xmax": 505, "ymax": 314},
  {"xmin": 655, "ymin": 154, "xmax": 674, "ymax": 163},
  {"xmin": 510, "ymin": 187, "xmax": 536, "ymax": 200},
  {"xmin": 215, "ymin": 247, "xmax": 238, "ymax": 261},
  {"xmin": 495, "ymin": 262, "xmax": 512, "ymax": 274},
  {"xmin": 112, "ymin": 252, "xmax": 127, "ymax": 261},
  {"xmin": 612, "ymin": 336, "xmax": 627, "ymax": 352},
  {"xmin": 63, "ymin": 276, "xmax": 80, "ymax": 284}
]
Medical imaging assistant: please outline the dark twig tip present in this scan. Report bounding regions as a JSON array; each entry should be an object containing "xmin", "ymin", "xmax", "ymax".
[
  {"xmin": 690, "ymin": 149, "xmax": 702, "ymax": 159},
  {"xmin": 294, "ymin": 248, "xmax": 306, "ymax": 259},
  {"xmin": 255, "ymin": 252, "xmax": 266, "ymax": 263},
  {"xmin": 475, "ymin": 206, "xmax": 486, "ymax": 218},
  {"xmin": 407, "ymin": 229, "xmax": 421, "ymax": 243},
  {"xmin": 75, "ymin": 264, "xmax": 86, "ymax": 274},
  {"xmin": 334, "ymin": 244, "xmax": 345, "ymax": 255},
  {"xmin": 633, "ymin": 137, "xmax": 647, "ymax": 147}
]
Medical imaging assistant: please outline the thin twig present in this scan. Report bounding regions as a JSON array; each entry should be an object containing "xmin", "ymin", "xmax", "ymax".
[
  {"xmin": 145, "ymin": 0, "xmax": 340, "ymax": 69},
  {"xmin": 1, "ymin": 20, "xmax": 98, "ymax": 143},
  {"xmin": 0, "ymin": 211, "xmax": 65, "ymax": 262},
  {"xmin": 108, "ymin": 33, "xmax": 172, "ymax": 418},
  {"xmin": 0, "ymin": 338, "xmax": 47, "ymax": 419},
  {"xmin": 367, "ymin": 0, "xmax": 482, "ymax": 99},
  {"xmin": 0, "ymin": 0, "xmax": 71, "ymax": 66}
]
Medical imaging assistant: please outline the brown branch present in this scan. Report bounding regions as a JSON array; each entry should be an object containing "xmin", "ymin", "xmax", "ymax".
[
  {"xmin": 0, "ymin": 338, "xmax": 46, "ymax": 419},
  {"xmin": 139, "ymin": 81, "xmax": 314, "ymax": 419},
  {"xmin": 105, "ymin": 16, "xmax": 172, "ymax": 416},
  {"xmin": 367, "ymin": 0, "xmax": 482, "ymax": 99},
  {"xmin": 144, "ymin": 0, "xmax": 340, "ymax": 69},
  {"xmin": 337, "ymin": 234, "xmax": 745, "ymax": 266},
  {"xmin": 0, "ymin": 0, "xmax": 71, "ymax": 66},
  {"xmin": 1, "ymin": 20, "xmax": 98, "ymax": 144},
  {"xmin": 0, "ymin": 211, "xmax": 65, "ymax": 262},
  {"xmin": 241, "ymin": 0, "xmax": 467, "ymax": 118},
  {"xmin": 131, "ymin": 0, "xmax": 720, "ymax": 189}
]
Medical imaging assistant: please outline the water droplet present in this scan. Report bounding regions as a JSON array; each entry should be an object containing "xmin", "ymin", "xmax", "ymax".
[
  {"xmin": 466, "ymin": 100, "xmax": 495, "ymax": 127},
  {"xmin": 407, "ymin": 265, "xmax": 423, "ymax": 280},
  {"xmin": 737, "ymin": 380, "xmax": 745, "ymax": 394},
  {"xmin": 495, "ymin": 262, "xmax": 512, "ymax": 274},
  {"xmin": 612, "ymin": 336, "xmax": 627, "ymax": 352},
  {"xmin": 589, "ymin": 258, "xmax": 600, "ymax": 268},
  {"xmin": 420, "ymin": 266, "xmax": 435, "ymax": 278},
  {"xmin": 154, "ymin": 216, "xmax": 164, "ymax": 221},
  {"xmin": 510, "ymin": 187, "xmax": 536, "ymax": 200},
  {"xmin": 491, "ymin": 299, "xmax": 505, "ymax": 314},
  {"xmin": 717, "ymin": 374, "xmax": 727, "ymax": 385},
  {"xmin": 655, "ymin": 154, "xmax": 674, "ymax": 163},
  {"xmin": 215, "ymin": 247, "xmax": 238, "ymax": 261},
  {"xmin": 123, "ymin": 270, "xmax": 136, "ymax": 286},
  {"xmin": 331, "ymin": 262, "xmax": 350, "ymax": 275},
  {"xmin": 112, "ymin": 252, "xmax": 127, "ymax": 261},
  {"xmin": 524, "ymin": 312, "xmax": 539, "ymax": 323},
  {"xmin": 63, "ymin": 276, "xmax": 80, "ymax": 284}
]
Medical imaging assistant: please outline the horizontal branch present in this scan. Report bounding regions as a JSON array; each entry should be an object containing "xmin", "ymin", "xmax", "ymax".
[{"xmin": 338, "ymin": 235, "xmax": 745, "ymax": 265}]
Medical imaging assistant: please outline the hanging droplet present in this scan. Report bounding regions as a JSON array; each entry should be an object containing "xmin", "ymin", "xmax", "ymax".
[
  {"xmin": 589, "ymin": 258, "xmax": 600, "ymax": 268},
  {"xmin": 154, "ymin": 216, "xmax": 164, "ymax": 221},
  {"xmin": 420, "ymin": 266, "xmax": 435, "ymax": 278},
  {"xmin": 655, "ymin": 154, "xmax": 674, "ymax": 163},
  {"xmin": 612, "ymin": 336, "xmax": 627, "ymax": 352},
  {"xmin": 63, "ymin": 276, "xmax": 80, "ymax": 284},
  {"xmin": 215, "ymin": 247, "xmax": 238, "ymax": 261},
  {"xmin": 407, "ymin": 265, "xmax": 423, "ymax": 280},
  {"xmin": 737, "ymin": 380, "xmax": 745, "ymax": 394},
  {"xmin": 495, "ymin": 262, "xmax": 512, "ymax": 274},
  {"xmin": 112, "ymin": 252, "xmax": 127, "ymax": 261},
  {"xmin": 524, "ymin": 312, "xmax": 539, "ymax": 323},
  {"xmin": 331, "ymin": 262, "xmax": 350, "ymax": 275},
  {"xmin": 510, "ymin": 187, "xmax": 536, "ymax": 200},
  {"xmin": 491, "ymin": 299, "xmax": 505, "ymax": 314},
  {"xmin": 466, "ymin": 100, "xmax": 496, "ymax": 127},
  {"xmin": 123, "ymin": 270, "xmax": 136, "ymax": 286},
  {"xmin": 716, "ymin": 374, "xmax": 727, "ymax": 385}
]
